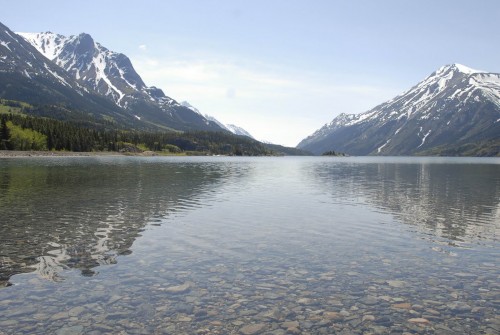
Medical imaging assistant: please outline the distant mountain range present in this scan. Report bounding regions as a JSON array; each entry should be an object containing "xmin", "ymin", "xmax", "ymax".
[
  {"xmin": 298, "ymin": 64, "xmax": 500, "ymax": 156},
  {"xmin": 203, "ymin": 113, "xmax": 255, "ymax": 138},
  {"xmin": 2, "ymin": 19, "xmax": 498, "ymax": 156},
  {"xmin": 180, "ymin": 101, "xmax": 255, "ymax": 138}
]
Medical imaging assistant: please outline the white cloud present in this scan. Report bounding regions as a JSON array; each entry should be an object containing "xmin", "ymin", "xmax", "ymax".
[{"xmin": 138, "ymin": 44, "xmax": 147, "ymax": 51}]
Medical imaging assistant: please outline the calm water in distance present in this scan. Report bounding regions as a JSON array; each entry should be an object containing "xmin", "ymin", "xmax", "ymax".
[{"xmin": 0, "ymin": 156, "xmax": 499, "ymax": 334}]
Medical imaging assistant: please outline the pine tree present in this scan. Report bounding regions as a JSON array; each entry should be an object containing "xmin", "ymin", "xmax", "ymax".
[{"xmin": 0, "ymin": 117, "xmax": 11, "ymax": 150}]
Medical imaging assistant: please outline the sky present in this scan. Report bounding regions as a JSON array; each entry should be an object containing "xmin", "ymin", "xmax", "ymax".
[{"xmin": 2, "ymin": 0, "xmax": 500, "ymax": 146}]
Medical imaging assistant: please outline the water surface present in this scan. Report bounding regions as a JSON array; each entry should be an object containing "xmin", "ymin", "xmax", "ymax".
[{"xmin": 0, "ymin": 156, "xmax": 499, "ymax": 334}]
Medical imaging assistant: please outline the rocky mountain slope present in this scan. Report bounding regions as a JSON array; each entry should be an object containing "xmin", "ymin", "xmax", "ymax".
[
  {"xmin": 298, "ymin": 64, "xmax": 500, "ymax": 156},
  {"xmin": 0, "ymin": 24, "xmax": 222, "ymax": 132},
  {"xmin": 0, "ymin": 21, "xmax": 145, "ymax": 128}
]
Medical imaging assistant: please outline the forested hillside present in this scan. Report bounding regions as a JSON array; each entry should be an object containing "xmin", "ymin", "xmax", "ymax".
[{"xmin": 0, "ymin": 100, "xmax": 276, "ymax": 155}]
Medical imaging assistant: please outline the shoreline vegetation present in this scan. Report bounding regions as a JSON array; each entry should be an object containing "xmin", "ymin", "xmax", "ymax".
[
  {"xmin": 0, "ymin": 109, "xmax": 312, "ymax": 157},
  {"xmin": 0, "ymin": 150, "xmax": 251, "ymax": 158},
  {"xmin": 0, "ymin": 150, "xmax": 137, "ymax": 157}
]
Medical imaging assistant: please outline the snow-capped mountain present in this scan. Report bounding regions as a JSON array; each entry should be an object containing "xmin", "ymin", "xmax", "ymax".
[
  {"xmin": 0, "ymin": 26, "xmax": 80, "ymax": 90},
  {"xmin": 181, "ymin": 100, "xmax": 255, "ymax": 138},
  {"xmin": 203, "ymin": 113, "xmax": 255, "ymax": 138},
  {"xmin": 18, "ymin": 31, "xmax": 171, "ymax": 108},
  {"xmin": 17, "ymin": 30, "xmax": 223, "ymax": 132},
  {"xmin": 181, "ymin": 100, "xmax": 255, "ymax": 137},
  {"xmin": 182, "ymin": 100, "xmax": 256, "ymax": 136},
  {"xmin": 224, "ymin": 124, "xmax": 254, "ymax": 138},
  {"xmin": 180, "ymin": 101, "xmax": 203, "ymax": 116},
  {"xmin": 0, "ymin": 21, "xmax": 143, "ymax": 127},
  {"xmin": 298, "ymin": 64, "xmax": 500, "ymax": 155}
]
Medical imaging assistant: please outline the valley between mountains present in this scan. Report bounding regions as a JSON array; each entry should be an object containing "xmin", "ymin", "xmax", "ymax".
[{"xmin": 0, "ymin": 20, "xmax": 498, "ymax": 156}]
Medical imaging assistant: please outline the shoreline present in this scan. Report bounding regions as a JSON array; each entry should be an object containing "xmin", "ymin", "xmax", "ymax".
[{"xmin": 0, "ymin": 150, "xmax": 158, "ymax": 158}]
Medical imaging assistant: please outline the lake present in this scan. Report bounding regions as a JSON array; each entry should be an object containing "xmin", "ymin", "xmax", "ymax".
[{"xmin": 0, "ymin": 156, "xmax": 499, "ymax": 334}]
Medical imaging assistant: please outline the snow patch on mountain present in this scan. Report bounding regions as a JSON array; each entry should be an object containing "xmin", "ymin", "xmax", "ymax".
[
  {"xmin": 180, "ymin": 101, "xmax": 203, "ymax": 116},
  {"xmin": 0, "ymin": 40, "xmax": 11, "ymax": 52},
  {"xmin": 18, "ymin": 32, "xmax": 66, "ymax": 60},
  {"xmin": 202, "ymin": 111, "xmax": 255, "ymax": 138},
  {"xmin": 450, "ymin": 63, "xmax": 484, "ymax": 75},
  {"xmin": 43, "ymin": 62, "xmax": 70, "ymax": 86},
  {"xmin": 225, "ymin": 124, "xmax": 254, "ymax": 138}
]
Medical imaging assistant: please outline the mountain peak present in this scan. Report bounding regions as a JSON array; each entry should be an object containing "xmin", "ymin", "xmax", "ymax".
[
  {"xmin": 439, "ymin": 63, "xmax": 485, "ymax": 75},
  {"xmin": 76, "ymin": 32, "xmax": 94, "ymax": 43},
  {"xmin": 73, "ymin": 33, "xmax": 95, "ymax": 54}
]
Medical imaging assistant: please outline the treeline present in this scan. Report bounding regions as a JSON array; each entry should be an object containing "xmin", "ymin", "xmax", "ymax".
[
  {"xmin": 0, "ymin": 113, "xmax": 273, "ymax": 156},
  {"xmin": 321, "ymin": 150, "xmax": 346, "ymax": 156},
  {"xmin": 417, "ymin": 139, "xmax": 500, "ymax": 157}
]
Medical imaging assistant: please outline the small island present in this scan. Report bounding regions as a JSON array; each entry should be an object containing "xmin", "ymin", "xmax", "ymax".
[{"xmin": 321, "ymin": 150, "xmax": 346, "ymax": 156}]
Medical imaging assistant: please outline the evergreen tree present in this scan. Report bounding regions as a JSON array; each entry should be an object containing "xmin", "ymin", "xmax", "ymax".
[{"xmin": 0, "ymin": 117, "xmax": 12, "ymax": 150}]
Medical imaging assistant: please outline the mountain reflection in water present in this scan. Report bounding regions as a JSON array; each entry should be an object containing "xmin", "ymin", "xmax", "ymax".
[
  {"xmin": 307, "ymin": 157, "xmax": 500, "ymax": 244},
  {"xmin": 1, "ymin": 156, "xmax": 498, "ymax": 287},
  {"xmin": 0, "ymin": 157, "xmax": 243, "ymax": 285}
]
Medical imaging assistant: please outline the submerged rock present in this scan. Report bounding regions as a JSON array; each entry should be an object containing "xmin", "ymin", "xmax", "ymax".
[
  {"xmin": 392, "ymin": 302, "xmax": 411, "ymax": 310},
  {"xmin": 446, "ymin": 301, "xmax": 472, "ymax": 313},
  {"xmin": 165, "ymin": 282, "xmax": 192, "ymax": 294},
  {"xmin": 408, "ymin": 317, "xmax": 431, "ymax": 324},
  {"xmin": 387, "ymin": 280, "xmax": 406, "ymax": 288},
  {"xmin": 240, "ymin": 323, "xmax": 265, "ymax": 334},
  {"xmin": 281, "ymin": 320, "xmax": 299, "ymax": 329}
]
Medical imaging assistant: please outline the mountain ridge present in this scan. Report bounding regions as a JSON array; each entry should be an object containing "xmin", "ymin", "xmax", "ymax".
[
  {"xmin": 178, "ymin": 101, "xmax": 254, "ymax": 138},
  {"xmin": 297, "ymin": 63, "xmax": 500, "ymax": 156},
  {"xmin": 16, "ymin": 29, "xmax": 224, "ymax": 132},
  {"xmin": 0, "ymin": 21, "xmax": 148, "ymax": 129},
  {"xmin": 19, "ymin": 31, "xmax": 166, "ymax": 108}
]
